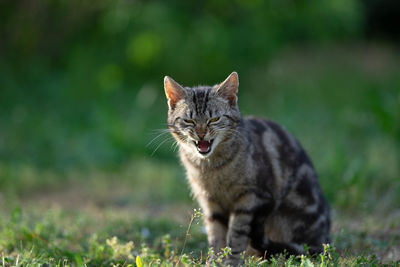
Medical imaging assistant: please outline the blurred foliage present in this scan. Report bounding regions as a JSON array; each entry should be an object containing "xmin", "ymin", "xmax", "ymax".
[
  {"xmin": 363, "ymin": 0, "xmax": 400, "ymax": 41},
  {"xmin": 0, "ymin": 0, "xmax": 399, "ymax": 213},
  {"xmin": 0, "ymin": 0, "xmax": 363, "ymax": 168}
]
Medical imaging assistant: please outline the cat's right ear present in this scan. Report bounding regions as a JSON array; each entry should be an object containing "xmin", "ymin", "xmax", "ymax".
[{"xmin": 164, "ymin": 76, "xmax": 185, "ymax": 110}]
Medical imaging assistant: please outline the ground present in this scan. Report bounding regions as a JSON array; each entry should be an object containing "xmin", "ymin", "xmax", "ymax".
[{"xmin": 1, "ymin": 159, "xmax": 399, "ymax": 266}]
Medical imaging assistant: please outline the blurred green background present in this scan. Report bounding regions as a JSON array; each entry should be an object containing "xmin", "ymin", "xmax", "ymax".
[{"xmin": 0, "ymin": 0, "xmax": 399, "ymax": 212}]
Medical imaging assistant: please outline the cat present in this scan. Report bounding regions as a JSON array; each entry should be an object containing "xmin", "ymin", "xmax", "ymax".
[{"xmin": 163, "ymin": 72, "xmax": 330, "ymax": 266}]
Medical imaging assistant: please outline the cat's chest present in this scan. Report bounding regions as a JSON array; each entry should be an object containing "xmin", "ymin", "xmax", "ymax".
[{"xmin": 185, "ymin": 162, "xmax": 250, "ymax": 206}]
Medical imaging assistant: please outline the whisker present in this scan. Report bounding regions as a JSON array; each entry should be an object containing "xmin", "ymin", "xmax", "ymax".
[
  {"xmin": 149, "ymin": 128, "xmax": 170, "ymax": 133},
  {"xmin": 146, "ymin": 129, "xmax": 171, "ymax": 147},
  {"xmin": 150, "ymin": 136, "xmax": 175, "ymax": 156},
  {"xmin": 172, "ymin": 140, "xmax": 180, "ymax": 152}
]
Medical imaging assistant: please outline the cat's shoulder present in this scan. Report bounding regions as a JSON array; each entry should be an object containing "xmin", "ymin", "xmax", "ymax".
[
  {"xmin": 243, "ymin": 115, "xmax": 302, "ymax": 151},
  {"xmin": 243, "ymin": 115, "xmax": 285, "ymax": 134}
]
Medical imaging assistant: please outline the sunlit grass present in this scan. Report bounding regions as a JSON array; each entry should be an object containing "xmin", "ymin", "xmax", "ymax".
[{"xmin": 0, "ymin": 206, "xmax": 399, "ymax": 266}]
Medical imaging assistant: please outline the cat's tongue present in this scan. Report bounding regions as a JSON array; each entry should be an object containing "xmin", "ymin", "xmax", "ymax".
[{"xmin": 197, "ymin": 140, "xmax": 210, "ymax": 154}]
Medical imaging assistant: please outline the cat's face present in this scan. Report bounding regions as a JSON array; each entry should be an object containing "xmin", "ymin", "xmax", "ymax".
[{"xmin": 164, "ymin": 72, "xmax": 241, "ymax": 158}]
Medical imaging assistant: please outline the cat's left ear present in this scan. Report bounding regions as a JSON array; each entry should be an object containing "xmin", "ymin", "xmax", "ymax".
[{"xmin": 215, "ymin": 72, "xmax": 239, "ymax": 106}]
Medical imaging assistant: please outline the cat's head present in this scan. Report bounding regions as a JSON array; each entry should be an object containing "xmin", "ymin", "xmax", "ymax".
[{"xmin": 164, "ymin": 72, "xmax": 241, "ymax": 158}]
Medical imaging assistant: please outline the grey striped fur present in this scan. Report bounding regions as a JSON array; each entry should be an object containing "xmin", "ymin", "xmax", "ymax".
[{"xmin": 164, "ymin": 72, "xmax": 330, "ymax": 266}]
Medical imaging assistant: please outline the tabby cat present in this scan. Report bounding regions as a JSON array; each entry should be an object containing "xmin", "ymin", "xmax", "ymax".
[{"xmin": 164, "ymin": 72, "xmax": 330, "ymax": 266}]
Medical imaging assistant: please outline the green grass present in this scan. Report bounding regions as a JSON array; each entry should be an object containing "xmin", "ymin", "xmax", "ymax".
[
  {"xmin": 0, "ymin": 201, "xmax": 399, "ymax": 266},
  {"xmin": 1, "ymin": 159, "xmax": 399, "ymax": 266},
  {"xmin": 1, "ymin": 43, "xmax": 400, "ymax": 266}
]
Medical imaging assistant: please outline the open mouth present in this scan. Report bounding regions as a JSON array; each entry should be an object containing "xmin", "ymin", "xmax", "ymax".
[{"xmin": 194, "ymin": 139, "xmax": 214, "ymax": 154}]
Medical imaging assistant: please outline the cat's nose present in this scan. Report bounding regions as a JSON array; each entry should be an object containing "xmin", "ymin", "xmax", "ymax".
[
  {"xmin": 195, "ymin": 127, "xmax": 207, "ymax": 140},
  {"xmin": 196, "ymin": 129, "xmax": 207, "ymax": 140}
]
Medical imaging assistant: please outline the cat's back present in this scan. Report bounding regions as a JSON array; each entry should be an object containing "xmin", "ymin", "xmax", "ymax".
[
  {"xmin": 242, "ymin": 116, "xmax": 319, "ymax": 197},
  {"xmin": 243, "ymin": 115, "xmax": 312, "ymax": 168},
  {"xmin": 243, "ymin": 116, "xmax": 330, "ymax": 242}
]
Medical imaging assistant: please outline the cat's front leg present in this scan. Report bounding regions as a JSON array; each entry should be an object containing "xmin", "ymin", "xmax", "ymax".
[
  {"xmin": 225, "ymin": 192, "xmax": 274, "ymax": 266},
  {"xmin": 199, "ymin": 198, "xmax": 229, "ymax": 253},
  {"xmin": 225, "ymin": 212, "xmax": 252, "ymax": 266},
  {"xmin": 204, "ymin": 213, "xmax": 228, "ymax": 252}
]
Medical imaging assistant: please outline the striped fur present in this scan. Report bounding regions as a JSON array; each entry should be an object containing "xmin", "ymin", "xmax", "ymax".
[{"xmin": 164, "ymin": 73, "xmax": 330, "ymax": 266}]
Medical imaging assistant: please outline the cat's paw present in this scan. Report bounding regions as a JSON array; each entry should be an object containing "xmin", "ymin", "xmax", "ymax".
[{"xmin": 223, "ymin": 256, "xmax": 243, "ymax": 267}]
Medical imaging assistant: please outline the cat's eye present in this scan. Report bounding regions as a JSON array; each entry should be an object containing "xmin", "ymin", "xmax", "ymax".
[
  {"xmin": 208, "ymin": 117, "xmax": 220, "ymax": 124},
  {"xmin": 184, "ymin": 119, "xmax": 196, "ymax": 125}
]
